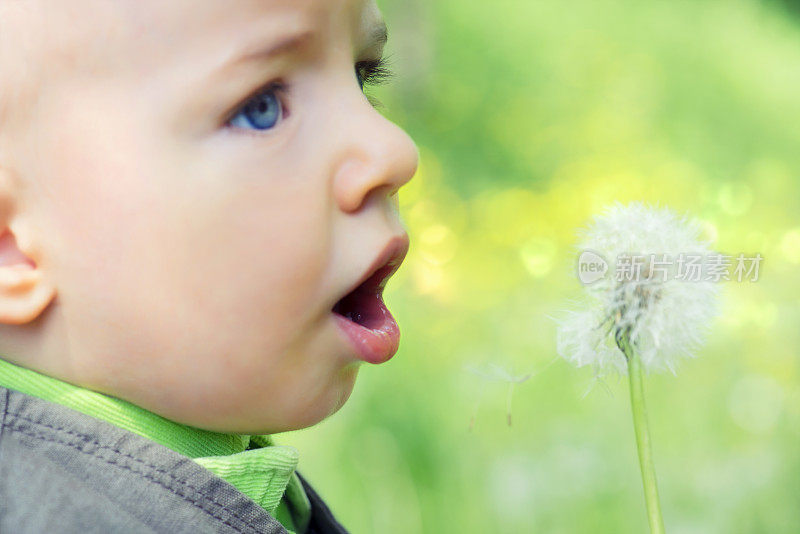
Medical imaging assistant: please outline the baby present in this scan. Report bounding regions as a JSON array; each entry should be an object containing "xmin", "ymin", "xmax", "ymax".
[{"xmin": 0, "ymin": 0, "xmax": 418, "ymax": 533}]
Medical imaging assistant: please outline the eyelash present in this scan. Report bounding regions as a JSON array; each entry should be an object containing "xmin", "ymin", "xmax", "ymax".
[
  {"xmin": 223, "ymin": 56, "xmax": 395, "ymax": 133},
  {"xmin": 356, "ymin": 55, "xmax": 395, "ymax": 109}
]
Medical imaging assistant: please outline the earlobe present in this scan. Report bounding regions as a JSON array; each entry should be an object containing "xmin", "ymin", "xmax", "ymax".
[
  {"xmin": 0, "ymin": 167, "xmax": 56, "ymax": 325},
  {"xmin": 0, "ymin": 263, "xmax": 56, "ymax": 324}
]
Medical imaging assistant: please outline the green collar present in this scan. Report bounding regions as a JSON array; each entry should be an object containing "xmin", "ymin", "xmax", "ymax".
[{"xmin": 0, "ymin": 357, "xmax": 311, "ymax": 533}]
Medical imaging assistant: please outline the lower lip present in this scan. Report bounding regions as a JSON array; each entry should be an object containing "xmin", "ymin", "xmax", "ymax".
[{"xmin": 333, "ymin": 297, "xmax": 400, "ymax": 364}]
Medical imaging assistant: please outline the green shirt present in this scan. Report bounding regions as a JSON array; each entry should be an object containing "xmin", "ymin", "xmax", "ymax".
[{"xmin": 0, "ymin": 357, "xmax": 311, "ymax": 534}]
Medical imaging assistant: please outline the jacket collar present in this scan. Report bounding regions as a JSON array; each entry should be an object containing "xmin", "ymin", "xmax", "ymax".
[
  {"xmin": 0, "ymin": 356, "xmax": 251, "ymax": 457},
  {"xmin": 0, "ymin": 356, "xmax": 312, "ymax": 532}
]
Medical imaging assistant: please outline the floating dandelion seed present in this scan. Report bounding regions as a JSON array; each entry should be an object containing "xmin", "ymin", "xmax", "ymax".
[
  {"xmin": 556, "ymin": 202, "xmax": 721, "ymax": 534},
  {"xmin": 465, "ymin": 363, "xmax": 531, "ymax": 428},
  {"xmin": 464, "ymin": 359, "xmax": 556, "ymax": 429}
]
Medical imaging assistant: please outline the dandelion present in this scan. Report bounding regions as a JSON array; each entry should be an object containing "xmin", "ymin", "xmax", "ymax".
[{"xmin": 556, "ymin": 202, "xmax": 720, "ymax": 533}]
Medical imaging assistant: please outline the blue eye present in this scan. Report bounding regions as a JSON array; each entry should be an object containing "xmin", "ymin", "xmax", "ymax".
[
  {"xmin": 355, "ymin": 66, "xmax": 365, "ymax": 92},
  {"xmin": 228, "ymin": 85, "xmax": 283, "ymax": 131}
]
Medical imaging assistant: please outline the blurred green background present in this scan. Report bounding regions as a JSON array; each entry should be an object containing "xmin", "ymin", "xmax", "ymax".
[{"xmin": 283, "ymin": 0, "xmax": 800, "ymax": 532}]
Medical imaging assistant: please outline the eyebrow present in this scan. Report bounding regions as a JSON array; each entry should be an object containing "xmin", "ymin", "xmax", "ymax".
[
  {"xmin": 234, "ymin": 30, "xmax": 316, "ymax": 65},
  {"xmin": 231, "ymin": 20, "xmax": 388, "ymax": 67}
]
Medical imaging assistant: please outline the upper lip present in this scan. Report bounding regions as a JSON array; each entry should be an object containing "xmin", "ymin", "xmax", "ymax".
[{"xmin": 335, "ymin": 234, "xmax": 410, "ymax": 303}]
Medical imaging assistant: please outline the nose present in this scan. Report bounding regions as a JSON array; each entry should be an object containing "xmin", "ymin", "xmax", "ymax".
[{"xmin": 332, "ymin": 98, "xmax": 419, "ymax": 214}]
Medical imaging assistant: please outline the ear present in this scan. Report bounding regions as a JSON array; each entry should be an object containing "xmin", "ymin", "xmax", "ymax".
[{"xmin": 0, "ymin": 166, "xmax": 56, "ymax": 325}]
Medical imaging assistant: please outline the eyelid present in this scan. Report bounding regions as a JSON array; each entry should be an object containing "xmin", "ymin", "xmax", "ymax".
[
  {"xmin": 222, "ymin": 79, "xmax": 289, "ymax": 129},
  {"xmin": 221, "ymin": 55, "xmax": 394, "ymax": 132}
]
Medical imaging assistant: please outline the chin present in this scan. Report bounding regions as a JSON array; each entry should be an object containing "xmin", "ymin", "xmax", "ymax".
[
  {"xmin": 300, "ymin": 364, "xmax": 361, "ymax": 429},
  {"xmin": 234, "ymin": 362, "xmax": 362, "ymax": 435},
  {"xmin": 293, "ymin": 362, "xmax": 362, "ymax": 430},
  {"xmin": 327, "ymin": 364, "xmax": 360, "ymax": 416}
]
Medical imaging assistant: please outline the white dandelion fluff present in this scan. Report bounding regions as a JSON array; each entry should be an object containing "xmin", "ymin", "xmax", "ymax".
[{"xmin": 556, "ymin": 202, "xmax": 720, "ymax": 376}]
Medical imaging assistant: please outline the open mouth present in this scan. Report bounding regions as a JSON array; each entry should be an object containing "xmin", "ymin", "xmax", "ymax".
[
  {"xmin": 332, "ymin": 235, "xmax": 409, "ymax": 364},
  {"xmin": 332, "ymin": 263, "xmax": 395, "ymax": 329}
]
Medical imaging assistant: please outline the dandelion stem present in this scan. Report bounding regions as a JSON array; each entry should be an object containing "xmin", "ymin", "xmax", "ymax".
[
  {"xmin": 621, "ymin": 337, "xmax": 666, "ymax": 534},
  {"xmin": 506, "ymin": 383, "xmax": 514, "ymax": 427}
]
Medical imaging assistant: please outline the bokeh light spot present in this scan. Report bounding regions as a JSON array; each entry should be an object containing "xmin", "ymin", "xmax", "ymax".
[
  {"xmin": 718, "ymin": 183, "xmax": 753, "ymax": 216},
  {"xmin": 779, "ymin": 229, "xmax": 800, "ymax": 264},
  {"xmin": 419, "ymin": 224, "xmax": 457, "ymax": 265},
  {"xmin": 519, "ymin": 237, "xmax": 557, "ymax": 278},
  {"xmin": 728, "ymin": 375, "xmax": 783, "ymax": 434}
]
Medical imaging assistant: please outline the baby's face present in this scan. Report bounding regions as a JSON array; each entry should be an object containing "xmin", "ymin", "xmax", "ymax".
[{"xmin": 2, "ymin": 0, "xmax": 418, "ymax": 433}]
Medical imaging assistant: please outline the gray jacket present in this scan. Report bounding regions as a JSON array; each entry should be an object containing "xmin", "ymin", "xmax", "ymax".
[{"xmin": 0, "ymin": 386, "xmax": 349, "ymax": 534}]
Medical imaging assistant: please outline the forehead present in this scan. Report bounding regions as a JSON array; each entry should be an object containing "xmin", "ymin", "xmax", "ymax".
[
  {"xmin": 32, "ymin": 0, "xmax": 383, "ymax": 74},
  {"xmin": 0, "ymin": 0, "xmax": 385, "ymax": 134},
  {"xmin": 119, "ymin": 0, "xmax": 382, "ymax": 47}
]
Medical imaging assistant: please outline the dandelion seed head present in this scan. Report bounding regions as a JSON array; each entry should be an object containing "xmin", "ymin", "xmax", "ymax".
[{"xmin": 557, "ymin": 202, "xmax": 720, "ymax": 375}]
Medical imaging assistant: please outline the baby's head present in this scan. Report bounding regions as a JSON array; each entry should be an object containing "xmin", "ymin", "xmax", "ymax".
[{"xmin": 0, "ymin": 0, "xmax": 418, "ymax": 433}]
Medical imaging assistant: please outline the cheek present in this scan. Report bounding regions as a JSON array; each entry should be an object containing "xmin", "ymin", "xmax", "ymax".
[
  {"xmin": 168, "ymin": 169, "xmax": 333, "ymax": 336},
  {"xmin": 35, "ymin": 99, "xmax": 161, "ymax": 309},
  {"xmin": 30, "ymin": 89, "xmax": 346, "ymax": 425},
  {"xmin": 39, "ymin": 115, "xmax": 330, "ymax": 352}
]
